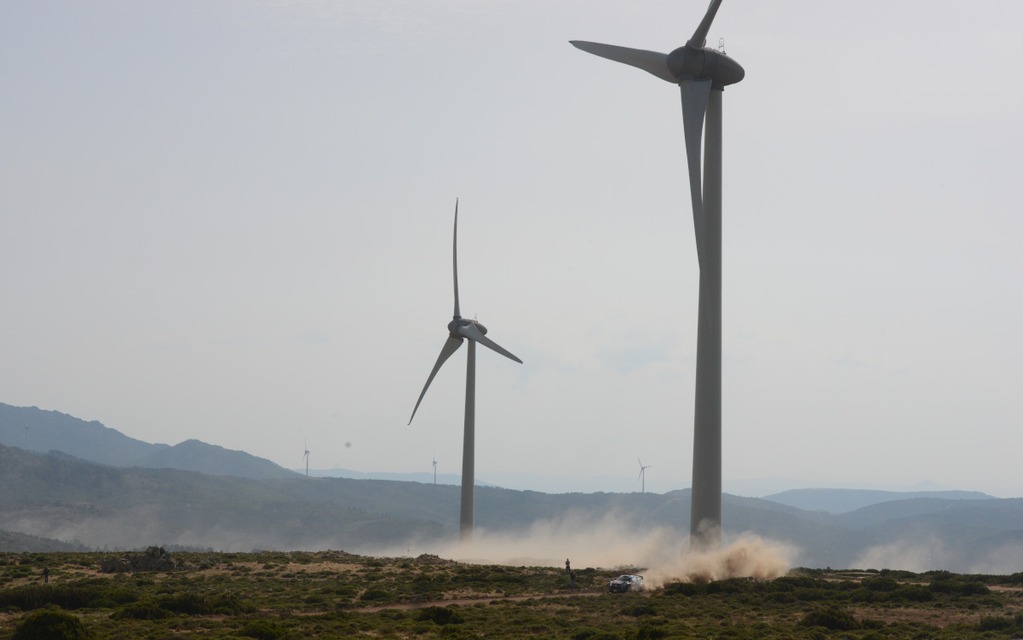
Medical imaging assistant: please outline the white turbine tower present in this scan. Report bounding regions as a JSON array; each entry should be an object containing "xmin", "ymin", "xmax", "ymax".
[
  {"xmin": 303, "ymin": 441, "xmax": 310, "ymax": 477},
  {"xmin": 572, "ymin": 0, "xmax": 745, "ymax": 549},
  {"xmin": 409, "ymin": 199, "xmax": 522, "ymax": 540}
]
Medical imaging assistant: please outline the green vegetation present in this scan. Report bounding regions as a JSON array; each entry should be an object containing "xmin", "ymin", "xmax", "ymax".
[
  {"xmin": 1, "ymin": 551, "xmax": 1022, "ymax": 639},
  {"xmin": 12, "ymin": 608, "xmax": 92, "ymax": 640}
]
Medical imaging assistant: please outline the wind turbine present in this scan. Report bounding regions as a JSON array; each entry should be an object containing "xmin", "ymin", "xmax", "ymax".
[
  {"xmin": 571, "ymin": 0, "xmax": 744, "ymax": 549},
  {"xmin": 637, "ymin": 457, "xmax": 652, "ymax": 494},
  {"xmin": 409, "ymin": 199, "xmax": 522, "ymax": 539},
  {"xmin": 432, "ymin": 456, "xmax": 438, "ymax": 485},
  {"xmin": 303, "ymin": 441, "xmax": 310, "ymax": 477}
]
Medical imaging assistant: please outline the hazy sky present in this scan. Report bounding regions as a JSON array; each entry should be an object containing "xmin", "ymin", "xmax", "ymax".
[{"xmin": 3, "ymin": 0, "xmax": 1021, "ymax": 498}]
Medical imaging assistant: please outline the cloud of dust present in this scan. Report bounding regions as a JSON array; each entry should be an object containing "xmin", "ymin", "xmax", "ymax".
[
  {"xmin": 967, "ymin": 541, "xmax": 1023, "ymax": 575},
  {"xmin": 852, "ymin": 536, "xmax": 951, "ymax": 573},
  {"xmin": 853, "ymin": 536, "xmax": 1023, "ymax": 575},
  {"xmin": 381, "ymin": 511, "xmax": 796, "ymax": 587}
]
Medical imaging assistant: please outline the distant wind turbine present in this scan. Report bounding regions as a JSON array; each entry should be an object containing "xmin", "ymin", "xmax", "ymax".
[
  {"xmin": 432, "ymin": 456, "xmax": 438, "ymax": 485},
  {"xmin": 409, "ymin": 199, "xmax": 523, "ymax": 540},
  {"xmin": 638, "ymin": 458, "xmax": 652, "ymax": 494},
  {"xmin": 572, "ymin": 0, "xmax": 744, "ymax": 549},
  {"xmin": 303, "ymin": 441, "xmax": 310, "ymax": 477}
]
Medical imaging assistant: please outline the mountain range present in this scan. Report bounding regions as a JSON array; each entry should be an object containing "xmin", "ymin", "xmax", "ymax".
[{"xmin": 2, "ymin": 402, "xmax": 1021, "ymax": 574}]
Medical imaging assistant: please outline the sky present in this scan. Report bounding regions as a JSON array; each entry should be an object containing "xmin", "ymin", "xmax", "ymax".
[{"xmin": 2, "ymin": 0, "xmax": 1021, "ymax": 499}]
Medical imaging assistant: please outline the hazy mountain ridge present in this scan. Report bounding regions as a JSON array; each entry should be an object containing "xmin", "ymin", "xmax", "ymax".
[
  {"xmin": 3, "ymin": 403, "xmax": 1022, "ymax": 573},
  {"xmin": 0, "ymin": 445, "xmax": 447, "ymax": 551},
  {"xmin": 4, "ymin": 444, "xmax": 1023, "ymax": 572},
  {"xmin": 0, "ymin": 403, "xmax": 294, "ymax": 480},
  {"xmin": 0, "ymin": 403, "xmax": 168, "ymax": 466},
  {"xmin": 765, "ymin": 487, "xmax": 995, "ymax": 514}
]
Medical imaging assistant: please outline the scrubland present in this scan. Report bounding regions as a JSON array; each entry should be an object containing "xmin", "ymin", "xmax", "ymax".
[{"xmin": 2, "ymin": 550, "xmax": 1023, "ymax": 639}]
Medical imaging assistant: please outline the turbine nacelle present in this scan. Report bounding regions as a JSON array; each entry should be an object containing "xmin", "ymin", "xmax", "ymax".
[
  {"xmin": 667, "ymin": 45, "xmax": 744, "ymax": 88},
  {"xmin": 449, "ymin": 317, "xmax": 487, "ymax": 337}
]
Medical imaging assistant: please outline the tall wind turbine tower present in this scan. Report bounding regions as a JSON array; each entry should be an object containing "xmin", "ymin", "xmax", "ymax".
[
  {"xmin": 409, "ymin": 200, "xmax": 523, "ymax": 540},
  {"xmin": 303, "ymin": 442, "xmax": 310, "ymax": 477},
  {"xmin": 572, "ymin": 0, "xmax": 744, "ymax": 549}
]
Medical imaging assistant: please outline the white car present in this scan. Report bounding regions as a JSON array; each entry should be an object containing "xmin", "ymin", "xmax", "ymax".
[{"xmin": 608, "ymin": 574, "xmax": 644, "ymax": 593}]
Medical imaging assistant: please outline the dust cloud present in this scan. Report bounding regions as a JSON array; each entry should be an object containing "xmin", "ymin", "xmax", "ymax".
[
  {"xmin": 385, "ymin": 511, "xmax": 796, "ymax": 587},
  {"xmin": 852, "ymin": 536, "xmax": 950, "ymax": 573},
  {"xmin": 852, "ymin": 536, "xmax": 1023, "ymax": 574}
]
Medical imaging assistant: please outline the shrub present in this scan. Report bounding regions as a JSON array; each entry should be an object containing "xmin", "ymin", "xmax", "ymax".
[
  {"xmin": 977, "ymin": 615, "xmax": 1017, "ymax": 632},
  {"xmin": 636, "ymin": 625, "xmax": 669, "ymax": 639},
  {"xmin": 662, "ymin": 581, "xmax": 700, "ymax": 596},
  {"xmin": 240, "ymin": 619, "xmax": 290, "ymax": 639},
  {"xmin": 210, "ymin": 593, "xmax": 257, "ymax": 614},
  {"xmin": 14, "ymin": 608, "xmax": 91, "ymax": 640},
  {"xmin": 621, "ymin": 603, "xmax": 658, "ymax": 617},
  {"xmin": 0, "ymin": 585, "xmax": 111, "ymax": 611},
  {"xmin": 800, "ymin": 606, "xmax": 860, "ymax": 631},
  {"xmin": 111, "ymin": 599, "xmax": 170, "ymax": 620},
  {"xmin": 158, "ymin": 592, "xmax": 211, "ymax": 614},
  {"xmin": 929, "ymin": 579, "xmax": 991, "ymax": 596},
  {"xmin": 571, "ymin": 632, "xmax": 623, "ymax": 640},
  {"xmin": 416, "ymin": 606, "xmax": 465, "ymax": 625},
  {"xmin": 862, "ymin": 576, "xmax": 898, "ymax": 592},
  {"xmin": 895, "ymin": 585, "xmax": 933, "ymax": 602},
  {"xmin": 359, "ymin": 588, "xmax": 390, "ymax": 601}
]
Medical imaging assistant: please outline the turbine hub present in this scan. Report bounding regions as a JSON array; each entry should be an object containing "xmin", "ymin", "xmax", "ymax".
[
  {"xmin": 667, "ymin": 46, "xmax": 744, "ymax": 88},
  {"xmin": 448, "ymin": 318, "xmax": 488, "ymax": 336}
]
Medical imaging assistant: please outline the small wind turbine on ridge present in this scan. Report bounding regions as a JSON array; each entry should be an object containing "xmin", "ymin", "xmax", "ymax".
[
  {"xmin": 303, "ymin": 441, "xmax": 310, "ymax": 477},
  {"xmin": 432, "ymin": 456, "xmax": 438, "ymax": 485},
  {"xmin": 638, "ymin": 458, "xmax": 652, "ymax": 494},
  {"xmin": 409, "ymin": 199, "xmax": 523, "ymax": 540}
]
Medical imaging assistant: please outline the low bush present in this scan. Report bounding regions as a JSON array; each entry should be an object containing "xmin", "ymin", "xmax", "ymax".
[
  {"xmin": 13, "ymin": 608, "xmax": 91, "ymax": 640},
  {"xmin": 0, "ymin": 585, "xmax": 112, "ymax": 611},
  {"xmin": 416, "ymin": 606, "xmax": 465, "ymax": 625},
  {"xmin": 110, "ymin": 599, "xmax": 169, "ymax": 620},
  {"xmin": 239, "ymin": 619, "xmax": 290, "ymax": 639},
  {"xmin": 800, "ymin": 605, "xmax": 860, "ymax": 631}
]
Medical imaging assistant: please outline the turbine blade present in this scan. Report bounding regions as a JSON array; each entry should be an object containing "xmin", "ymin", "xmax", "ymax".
[
  {"xmin": 409, "ymin": 335, "xmax": 463, "ymax": 424},
  {"xmin": 570, "ymin": 41, "xmax": 676, "ymax": 83},
  {"xmin": 680, "ymin": 79, "xmax": 712, "ymax": 265},
  {"xmin": 452, "ymin": 199, "xmax": 461, "ymax": 319},
  {"xmin": 458, "ymin": 323, "xmax": 523, "ymax": 364},
  {"xmin": 687, "ymin": 0, "xmax": 724, "ymax": 50}
]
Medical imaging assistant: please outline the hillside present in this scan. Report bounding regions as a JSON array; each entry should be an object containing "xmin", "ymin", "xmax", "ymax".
[
  {"xmin": 0, "ymin": 403, "xmax": 294, "ymax": 480},
  {"xmin": 764, "ymin": 488, "xmax": 995, "ymax": 514},
  {"xmin": 3, "ymin": 444, "xmax": 1023, "ymax": 573}
]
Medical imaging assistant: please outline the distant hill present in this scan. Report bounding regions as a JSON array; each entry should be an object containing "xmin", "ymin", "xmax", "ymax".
[
  {"xmin": 307, "ymin": 467, "xmax": 468, "ymax": 486},
  {"xmin": 4, "ymin": 403, "xmax": 1023, "ymax": 573},
  {"xmin": 0, "ymin": 444, "xmax": 447, "ymax": 552},
  {"xmin": 763, "ymin": 488, "xmax": 994, "ymax": 514},
  {"xmin": 0, "ymin": 529, "xmax": 88, "ymax": 553},
  {"xmin": 0, "ymin": 403, "xmax": 294, "ymax": 480},
  {"xmin": 137, "ymin": 439, "xmax": 294, "ymax": 479},
  {"xmin": 0, "ymin": 403, "xmax": 167, "ymax": 465},
  {"xmin": 4, "ymin": 443, "xmax": 1023, "ymax": 572}
]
